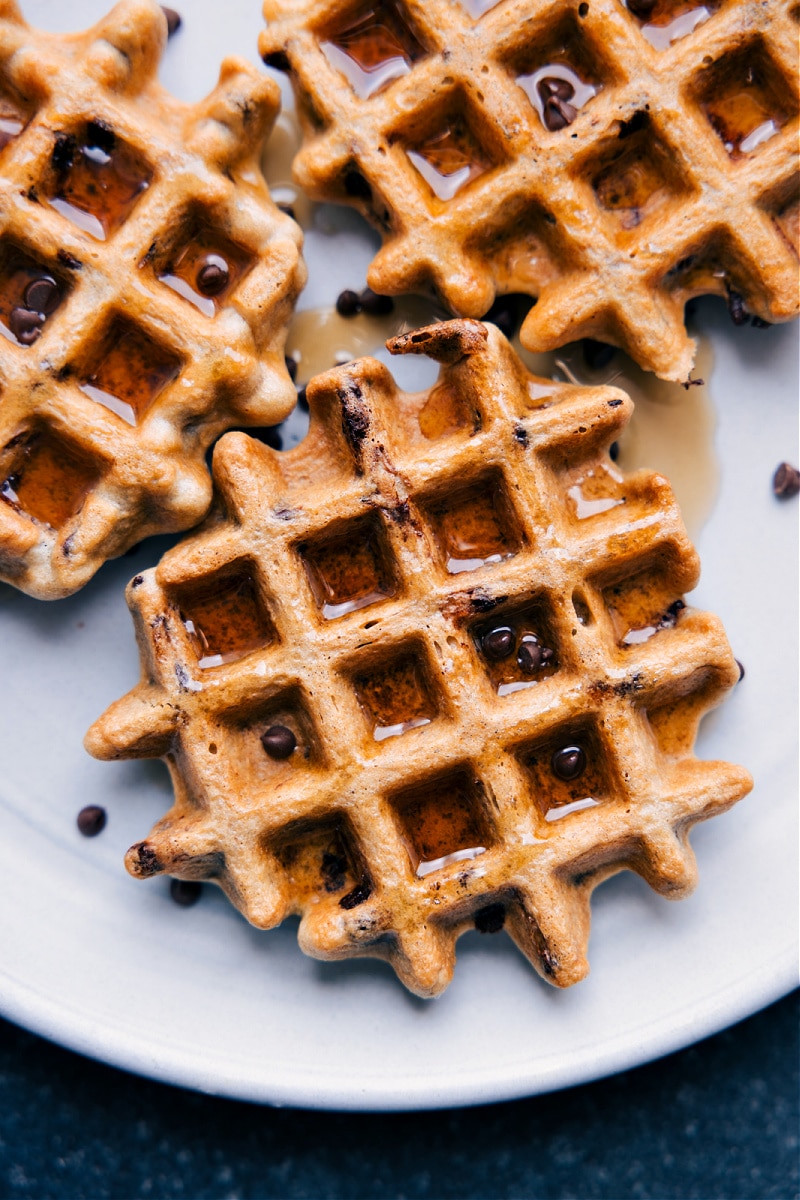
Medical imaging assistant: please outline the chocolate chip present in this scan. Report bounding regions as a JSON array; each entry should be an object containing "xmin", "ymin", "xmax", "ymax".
[
  {"xmin": 336, "ymin": 288, "xmax": 362, "ymax": 317},
  {"xmin": 475, "ymin": 903, "xmax": 505, "ymax": 933},
  {"xmin": 627, "ymin": 0, "xmax": 658, "ymax": 16},
  {"xmin": 261, "ymin": 724, "xmax": 297, "ymax": 759},
  {"xmin": 517, "ymin": 635, "xmax": 550, "ymax": 674},
  {"xmin": 359, "ymin": 287, "xmax": 394, "ymax": 317},
  {"xmin": 609, "ymin": 441, "xmax": 620, "ymax": 462},
  {"xmin": 278, "ymin": 203, "xmax": 296, "ymax": 220},
  {"xmin": 344, "ymin": 168, "xmax": 371, "ymax": 200},
  {"xmin": 583, "ymin": 339, "xmax": 616, "ymax": 369},
  {"xmin": 552, "ymin": 745, "xmax": 586, "ymax": 781},
  {"xmin": 24, "ymin": 276, "xmax": 60, "ymax": 315},
  {"xmin": 77, "ymin": 804, "xmax": 106, "ymax": 837},
  {"xmin": 9, "ymin": 306, "xmax": 44, "ymax": 345},
  {"xmin": 170, "ymin": 878, "xmax": 202, "ymax": 907},
  {"xmin": 736, "ymin": 659, "xmax": 745, "ymax": 682},
  {"xmin": 726, "ymin": 289, "xmax": 749, "ymax": 326},
  {"xmin": 196, "ymin": 254, "xmax": 229, "ymax": 296},
  {"xmin": 285, "ymin": 355, "xmax": 297, "ymax": 382},
  {"xmin": 296, "ymin": 386, "xmax": 308, "ymax": 411},
  {"xmin": 542, "ymin": 96, "xmax": 578, "ymax": 131},
  {"xmin": 750, "ymin": 316, "xmax": 771, "ymax": 328},
  {"xmin": 773, "ymin": 462, "xmax": 800, "ymax": 499},
  {"xmin": 321, "ymin": 851, "xmax": 348, "ymax": 893},
  {"xmin": 262, "ymin": 50, "xmax": 291, "ymax": 72},
  {"xmin": 482, "ymin": 625, "xmax": 515, "ymax": 660},
  {"xmin": 538, "ymin": 77, "xmax": 575, "ymax": 103},
  {"xmin": 340, "ymin": 880, "xmax": 372, "ymax": 909},
  {"xmin": 160, "ymin": 6, "xmax": 181, "ymax": 35}
]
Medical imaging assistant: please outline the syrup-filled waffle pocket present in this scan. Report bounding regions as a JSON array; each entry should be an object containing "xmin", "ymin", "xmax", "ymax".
[{"xmin": 86, "ymin": 320, "xmax": 751, "ymax": 998}]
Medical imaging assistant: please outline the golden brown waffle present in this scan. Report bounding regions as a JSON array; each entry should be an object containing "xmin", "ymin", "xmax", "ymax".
[
  {"xmin": 86, "ymin": 319, "xmax": 751, "ymax": 997},
  {"xmin": 259, "ymin": 0, "xmax": 799, "ymax": 381},
  {"xmin": 0, "ymin": 0, "xmax": 305, "ymax": 599}
]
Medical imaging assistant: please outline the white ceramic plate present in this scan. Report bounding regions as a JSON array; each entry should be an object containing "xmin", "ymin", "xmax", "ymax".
[{"xmin": 0, "ymin": 0, "xmax": 797, "ymax": 1111}]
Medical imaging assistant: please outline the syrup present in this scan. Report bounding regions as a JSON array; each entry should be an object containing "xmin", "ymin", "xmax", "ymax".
[
  {"xmin": 282, "ymin": 305, "xmax": 717, "ymax": 540},
  {"xmin": 285, "ymin": 296, "xmax": 444, "ymax": 382},
  {"xmin": 515, "ymin": 332, "xmax": 718, "ymax": 539},
  {"xmin": 640, "ymin": 4, "xmax": 711, "ymax": 50},
  {"xmin": 0, "ymin": 430, "xmax": 97, "ymax": 528},
  {"xmin": 301, "ymin": 515, "xmax": 395, "ymax": 619},
  {"xmin": 704, "ymin": 82, "xmax": 783, "ymax": 158},
  {"xmin": 80, "ymin": 320, "xmax": 180, "ymax": 425},
  {"xmin": 407, "ymin": 119, "xmax": 492, "ymax": 202},
  {"xmin": 0, "ymin": 115, "xmax": 23, "ymax": 153},
  {"xmin": 177, "ymin": 568, "xmax": 275, "ymax": 668},
  {"xmin": 353, "ymin": 650, "xmax": 436, "ymax": 740},
  {"xmin": 158, "ymin": 228, "xmax": 248, "ymax": 317},
  {"xmin": 48, "ymin": 122, "xmax": 151, "ymax": 240},
  {"xmin": 0, "ymin": 256, "xmax": 65, "ymax": 348},
  {"xmin": 522, "ymin": 725, "xmax": 608, "ymax": 823},
  {"xmin": 457, "ymin": 0, "xmax": 503, "ymax": 15},
  {"xmin": 604, "ymin": 566, "xmax": 684, "ymax": 648},
  {"xmin": 425, "ymin": 474, "xmax": 522, "ymax": 574},
  {"xmin": 516, "ymin": 63, "xmax": 598, "ymax": 130},
  {"xmin": 392, "ymin": 770, "xmax": 492, "ymax": 876},
  {"xmin": 261, "ymin": 110, "xmax": 316, "ymax": 229},
  {"xmin": 321, "ymin": 2, "xmax": 424, "ymax": 99},
  {"xmin": 566, "ymin": 465, "xmax": 626, "ymax": 520},
  {"xmin": 473, "ymin": 603, "xmax": 558, "ymax": 695},
  {"xmin": 593, "ymin": 145, "xmax": 675, "ymax": 230}
]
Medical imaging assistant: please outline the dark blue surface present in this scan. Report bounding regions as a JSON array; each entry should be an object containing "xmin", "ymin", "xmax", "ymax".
[{"xmin": 0, "ymin": 990, "xmax": 797, "ymax": 1199}]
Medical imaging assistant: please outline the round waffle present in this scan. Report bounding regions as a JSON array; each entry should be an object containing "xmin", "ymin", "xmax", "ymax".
[
  {"xmin": 86, "ymin": 319, "xmax": 751, "ymax": 997},
  {"xmin": 0, "ymin": 0, "xmax": 305, "ymax": 599},
  {"xmin": 259, "ymin": 0, "xmax": 798, "ymax": 381}
]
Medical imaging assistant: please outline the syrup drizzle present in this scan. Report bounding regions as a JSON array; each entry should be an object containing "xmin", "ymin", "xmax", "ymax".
[{"xmin": 321, "ymin": 3, "xmax": 423, "ymax": 99}]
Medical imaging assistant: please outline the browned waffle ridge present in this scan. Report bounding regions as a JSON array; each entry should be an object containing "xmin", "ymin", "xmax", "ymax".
[
  {"xmin": 0, "ymin": 0, "xmax": 305, "ymax": 599},
  {"xmin": 86, "ymin": 319, "xmax": 751, "ymax": 996},
  {"xmin": 259, "ymin": 0, "xmax": 798, "ymax": 380}
]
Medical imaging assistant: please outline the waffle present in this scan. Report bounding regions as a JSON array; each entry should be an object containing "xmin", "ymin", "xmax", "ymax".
[
  {"xmin": 0, "ymin": 0, "xmax": 305, "ymax": 599},
  {"xmin": 86, "ymin": 319, "xmax": 751, "ymax": 996},
  {"xmin": 259, "ymin": 0, "xmax": 799, "ymax": 381}
]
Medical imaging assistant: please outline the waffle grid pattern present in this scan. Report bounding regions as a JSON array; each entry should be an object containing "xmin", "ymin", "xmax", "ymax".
[
  {"xmin": 87, "ymin": 321, "xmax": 751, "ymax": 997},
  {"xmin": 260, "ymin": 0, "xmax": 799, "ymax": 380},
  {"xmin": 0, "ymin": 0, "xmax": 305, "ymax": 598}
]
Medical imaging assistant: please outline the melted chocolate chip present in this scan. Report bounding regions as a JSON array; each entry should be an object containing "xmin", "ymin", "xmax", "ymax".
[
  {"xmin": 359, "ymin": 287, "xmax": 394, "ymax": 317},
  {"xmin": 482, "ymin": 625, "xmax": 515, "ymax": 661},
  {"xmin": 160, "ymin": 6, "xmax": 181, "ymax": 35},
  {"xmin": 24, "ymin": 276, "xmax": 60, "ymax": 314},
  {"xmin": 773, "ymin": 462, "xmax": 800, "ymax": 499},
  {"xmin": 475, "ymin": 903, "xmax": 506, "ymax": 933},
  {"xmin": 543, "ymin": 96, "xmax": 578, "ymax": 131},
  {"xmin": 339, "ymin": 880, "xmax": 372, "ymax": 909},
  {"xmin": 262, "ymin": 50, "xmax": 291, "ymax": 72},
  {"xmin": 552, "ymin": 745, "xmax": 586, "ymax": 781},
  {"xmin": 517, "ymin": 635, "xmax": 553, "ymax": 675},
  {"xmin": 336, "ymin": 288, "xmax": 361, "ymax": 317},
  {"xmin": 261, "ymin": 724, "xmax": 297, "ymax": 760},
  {"xmin": 726, "ymin": 289, "xmax": 749, "ymax": 326},
  {"xmin": 321, "ymin": 852, "xmax": 348, "ymax": 893},
  {"xmin": 609, "ymin": 441, "xmax": 620, "ymax": 462},
  {"xmin": 196, "ymin": 254, "xmax": 229, "ymax": 297},
  {"xmin": 9, "ymin": 306, "xmax": 44, "ymax": 345},
  {"xmin": 77, "ymin": 804, "xmax": 106, "ymax": 837},
  {"xmin": 170, "ymin": 878, "xmax": 202, "ymax": 907},
  {"xmin": 538, "ymin": 77, "xmax": 575, "ymax": 103}
]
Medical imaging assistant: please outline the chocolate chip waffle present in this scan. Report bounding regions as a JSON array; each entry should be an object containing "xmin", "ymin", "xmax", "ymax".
[
  {"xmin": 0, "ymin": 0, "xmax": 305, "ymax": 599},
  {"xmin": 86, "ymin": 319, "xmax": 751, "ymax": 996},
  {"xmin": 259, "ymin": 0, "xmax": 798, "ymax": 381}
]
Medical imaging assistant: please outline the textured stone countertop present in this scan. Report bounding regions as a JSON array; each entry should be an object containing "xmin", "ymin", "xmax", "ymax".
[{"xmin": 0, "ymin": 990, "xmax": 796, "ymax": 1199}]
